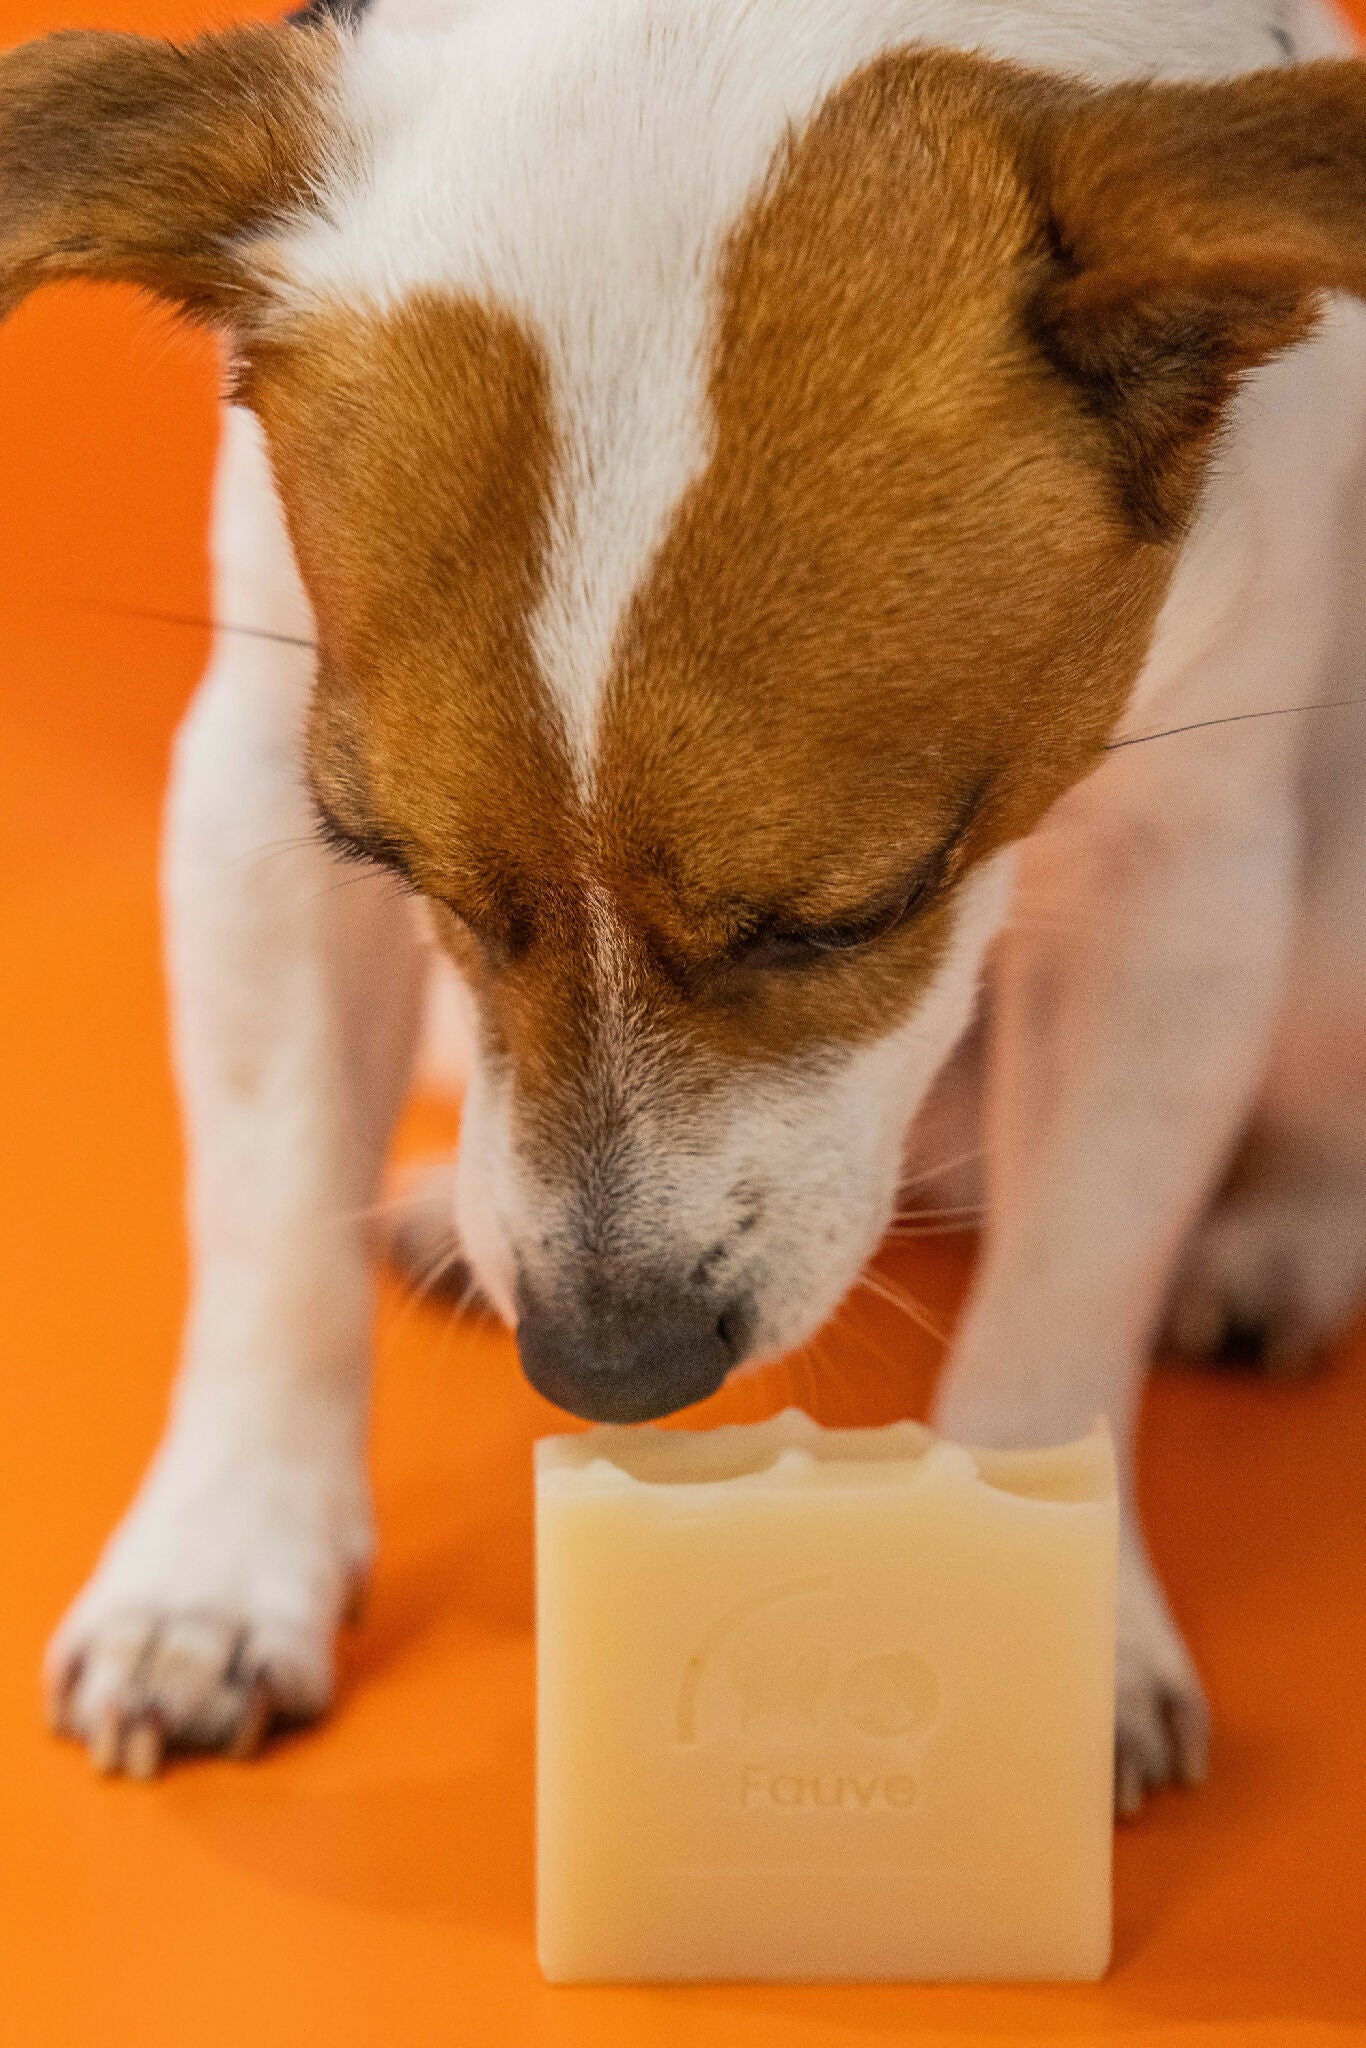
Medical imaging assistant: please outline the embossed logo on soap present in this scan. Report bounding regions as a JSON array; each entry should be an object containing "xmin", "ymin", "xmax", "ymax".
[
  {"xmin": 675, "ymin": 1582, "xmax": 939, "ymax": 1812},
  {"xmin": 840, "ymin": 1651, "xmax": 939, "ymax": 1739},
  {"xmin": 740, "ymin": 1765, "xmax": 918, "ymax": 1812},
  {"xmin": 725, "ymin": 1644, "xmax": 938, "ymax": 1741}
]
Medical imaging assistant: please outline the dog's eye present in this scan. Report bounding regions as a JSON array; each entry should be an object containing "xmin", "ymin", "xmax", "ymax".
[
  {"xmin": 310, "ymin": 792, "xmax": 420, "ymax": 890},
  {"xmin": 739, "ymin": 875, "xmax": 932, "ymax": 970}
]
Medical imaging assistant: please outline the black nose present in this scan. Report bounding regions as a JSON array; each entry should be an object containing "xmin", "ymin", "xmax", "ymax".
[{"xmin": 516, "ymin": 1281, "xmax": 751, "ymax": 1422}]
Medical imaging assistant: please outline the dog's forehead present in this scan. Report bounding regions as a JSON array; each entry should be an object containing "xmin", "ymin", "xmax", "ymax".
[
  {"xmin": 284, "ymin": 2, "xmax": 942, "ymax": 782},
  {"xmin": 266, "ymin": 7, "xmax": 1166, "ymax": 910}
]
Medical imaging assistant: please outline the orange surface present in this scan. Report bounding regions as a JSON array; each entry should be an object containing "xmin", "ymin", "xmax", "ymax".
[{"xmin": 2, "ymin": 3, "xmax": 1366, "ymax": 2040}]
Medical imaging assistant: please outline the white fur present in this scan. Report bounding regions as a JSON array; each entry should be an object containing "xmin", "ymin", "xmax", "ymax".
[{"xmin": 50, "ymin": 0, "xmax": 1366, "ymax": 1802}]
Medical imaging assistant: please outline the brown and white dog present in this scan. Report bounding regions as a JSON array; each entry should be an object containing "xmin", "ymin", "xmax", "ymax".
[{"xmin": 10, "ymin": 0, "xmax": 1366, "ymax": 1808}]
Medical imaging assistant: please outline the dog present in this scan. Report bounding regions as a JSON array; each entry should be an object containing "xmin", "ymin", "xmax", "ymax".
[{"xmin": 8, "ymin": 0, "xmax": 1366, "ymax": 1810}]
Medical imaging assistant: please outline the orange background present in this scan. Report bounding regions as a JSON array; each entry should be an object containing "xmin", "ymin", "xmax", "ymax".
[{"xmin": 2, "ymin": 2, "xmax": 1366, "ymax": 2041}]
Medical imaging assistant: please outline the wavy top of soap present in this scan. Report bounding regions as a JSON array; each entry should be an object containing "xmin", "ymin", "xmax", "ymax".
[{"xmin": 535, "ymin": 1407, "xmax": 1115, "ymax": 1506}]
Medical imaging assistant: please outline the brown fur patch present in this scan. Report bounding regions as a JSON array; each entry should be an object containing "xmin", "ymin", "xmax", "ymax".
[
  {"xmin": 0, "ymin": 25, "xmax": 338, "ymax": 321},
  {"xmin": 239, "ymin": 46, "xmax": 1366, "ymax": 1167},
  {"xmin": 589, "ymin": 53, "xmax": 1164, "ymax": 1065},
  {"xmin": 247, "ymin": 293, "xmax": 575, "ymax": 953},
  {"xmin": 1027, "ymin": 58, "xmax": 1366, "ymax": 536}
]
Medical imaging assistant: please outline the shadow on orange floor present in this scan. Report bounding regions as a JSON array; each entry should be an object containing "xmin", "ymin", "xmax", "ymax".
[{"xmin": 3, "ymin": 4, "xmax": 1366, "ymax": 2042}]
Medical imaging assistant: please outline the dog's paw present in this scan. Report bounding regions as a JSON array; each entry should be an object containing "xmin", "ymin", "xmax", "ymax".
[
  {"xmin": 46, "ymin": 1449, "xmax": 369, "ymax": 1777},
  {"xmin": 47, "ymin": 1605, "xmax": 334, "ymax": 1776},
  {"xmin": 1164, "ymin": 1172, "xmax": 1366, "ymax": 1375},
  {"xmin": 1115, "ymin": 1658, "xmax": 1210, "ymax": 1818},
  {"xmin": 1114, "ymin": 1542, "xmax": 1209, "ymax": 1817}
]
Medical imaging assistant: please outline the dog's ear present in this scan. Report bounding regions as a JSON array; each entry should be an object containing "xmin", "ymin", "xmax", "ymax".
[
  {"xmin": 1026, "ymin": 60, "xmax": 1366, "ymax": 538},
  {"xmin": 0, "ymin": 24, "xmax": 338, "ymax": 324}
]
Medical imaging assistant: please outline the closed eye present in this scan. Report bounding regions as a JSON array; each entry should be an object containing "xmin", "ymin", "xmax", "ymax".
[
  {"xmin": 736, "ymin": 860, "xmax": 944, "ymax": 972},
  {"xmin": 310, "ymin": 792, "xmax": 420, "ymax": 891},
  {"xmin": 730, "ymin": 794, "xmax": 985, "ymax": 972}
]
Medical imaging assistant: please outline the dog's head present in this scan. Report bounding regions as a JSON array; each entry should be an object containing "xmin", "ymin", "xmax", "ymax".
[{"xmin": 6, "ymin": 15, "xmax": 1366, "ymax": 1417}]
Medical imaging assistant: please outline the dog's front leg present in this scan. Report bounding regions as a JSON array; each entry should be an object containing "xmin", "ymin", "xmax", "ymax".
[
  {"xmin": 935, "ymin": 721, "xmax": 1300, "ymax": 1811},
  {"xmin": 46, "ymin": 413, "xmax": 423, "ymax": 1773}
]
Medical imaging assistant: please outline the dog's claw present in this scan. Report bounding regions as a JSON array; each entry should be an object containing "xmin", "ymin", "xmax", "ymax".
[
  {"xmin": 72, "ymin": 1675, "xmax": 284, "ymax": 1772},
  {"xmin": 228, "ymin": 1677, "xmax": 275, "ymax": 1761},
  {"xmin": 122, "ymin": 1713, "xmax": 166, "ymax": 1781},
  {"xmin": 1114, "ymin": 1747, "xmax": 1145, "ymax": 1819},
  {"xmin": 88, "ymin": 1706, "xmax": 166, "ymax": 1780},
  {"xmin": 1115, "ymin": 1677, "xmax": 1210, "ymax": 1818},
  {"xmin": 45, "ymin": 1660, "xmax": 79, "ymax": 1738},
  {"xmin": 89, "ymin": 1705, "xmax": 124, "ymax": 1777},
  {"xmin": 1164, "ymin": 1687, "xmax": 1210, "ymax": 1788}
]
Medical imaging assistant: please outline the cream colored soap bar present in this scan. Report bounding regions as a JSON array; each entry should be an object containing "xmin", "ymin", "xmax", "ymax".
[{"xmin": 536, "ymin": 1409, "xmax": 1117, "ymax": 1985}]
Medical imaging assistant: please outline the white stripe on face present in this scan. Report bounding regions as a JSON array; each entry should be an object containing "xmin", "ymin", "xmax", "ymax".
[{"xmin": 453, "ymin": 850, "xmax": 1014, "ymax": 1383}]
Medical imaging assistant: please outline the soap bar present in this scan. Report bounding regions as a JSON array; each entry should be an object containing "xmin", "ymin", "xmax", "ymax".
[{"xmin": 535, "ymin": 1409, "xmax": 1116, "ymax": 1985}]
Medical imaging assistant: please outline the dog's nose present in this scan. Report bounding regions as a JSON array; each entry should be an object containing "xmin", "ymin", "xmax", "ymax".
[{"xmin": 516, "ymin": 1281, "xmax": 751, "ymax": 1422}]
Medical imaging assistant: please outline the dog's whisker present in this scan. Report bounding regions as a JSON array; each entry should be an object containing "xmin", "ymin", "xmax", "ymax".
[
  {"xmin": 242, "ymin": 835, "xmax": 336, "ymax": 873},
  {"xmin": 423, "ymin": 1264, "xmax": 494, "ymax": 1388},
  {"xmin": 382, "ymin": 1272, "xmax": 466, "ymax": 1380},
  {"xmin": 888, "ymin": 1214, "xmax": 982, "ymax": 1236},
  {"xmin": 70, "ymin": 597, "xmax": 320, "ymax": 653},
  {"xmin": 415, "ymin": 1221, "xmax": 473, "ymax": 1298},
  {"xmin": 1104, "ymin": 692, "xmax": 1366, "ymax": 753},
  {"xmin": 453, "ymin": 1273, "xmax": 484, "ymax": 1319},
  {"xmin": 888, "ymin": 1212, "xmax": 983, "ymax": 1228},
  {"xmin": 808, "ymin": 1325, "xmax": 864, "ymax": 1422},
  {"xmin": 321, "ymin": 1181, "xmax": 454, "ymax": 1233},
  {"xmin": 378, "ymin": 1223, "xmax": 475, "ymax": 1368},
  {"xmin": 308, "ymin": 870, "xmax": 418, "ymax": 907},
  {"xmin": 896, "ymin": 1146, "xmax": 984, "ymax": 1198},
  {"xmin": 855, "ymin": 1267, "xmax": 948, "ymax": 1347},
  {"xmin": 397, "ymin": 1239, "xmax": 466, "ymax": 1311},
  {"xmin": 889, "ymin": 1199, "xmax": 982, "ymax": 1224},
  {"xmin": 891, "ymin": 1198, "xmax": 983, "ymax": 1222},
  {"xmin": 830, "ymin": 1296, "xmax": 919, "ymax": 1392}
]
